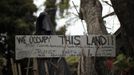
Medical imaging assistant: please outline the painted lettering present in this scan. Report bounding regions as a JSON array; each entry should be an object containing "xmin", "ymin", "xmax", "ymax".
[
  {"xmin": 29, "ymin": 36, "xmax": 51, "ymax": 44},
  {"xmin": 16, "ymin": 36, "xmax": 26, "ymax": 44},
  {"xmin": 59, "ymin": 36, "xmax": 80, "ymax": 45},
  {"xmin": 87, "ymin": 35, "xmax": 107, "ymax": 46}
]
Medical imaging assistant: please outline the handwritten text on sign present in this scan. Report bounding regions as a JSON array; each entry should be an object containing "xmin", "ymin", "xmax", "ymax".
[{"xmin": 15, "ymin": 35, "xmax": 115, "ymax": 60}]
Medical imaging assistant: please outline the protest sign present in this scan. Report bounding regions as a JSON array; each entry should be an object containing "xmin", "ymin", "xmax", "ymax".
[{"xmin": 15, "ymin": 35, "xmax": 115, "ymax": 60}]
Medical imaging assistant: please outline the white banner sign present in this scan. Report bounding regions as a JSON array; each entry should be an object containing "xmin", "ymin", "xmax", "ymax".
[{"xmin": 15, "ymin": 35, "xmax": 115, "ymax": 60}]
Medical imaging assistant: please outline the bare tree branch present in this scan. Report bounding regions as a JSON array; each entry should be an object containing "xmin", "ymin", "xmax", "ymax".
[
  {"xmin": 102, "ymin": 12, "xmax": 115, "ymax": 19},
  {"xmin": 101, "ymin": 0, "xmax": 112, "ymax": 7}
]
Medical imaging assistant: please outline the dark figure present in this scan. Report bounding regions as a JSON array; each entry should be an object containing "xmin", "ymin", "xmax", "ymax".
[
  {"xmin": 36, "ymin": 11, "xmax": 55, "ymax": 35},
  {"xmin": 36, "ymin": 11, "xmax": 71, "ymax": 75},
  {"xmin": 36, "ymin": 11, "xmax": 54, "ymax": 75}
]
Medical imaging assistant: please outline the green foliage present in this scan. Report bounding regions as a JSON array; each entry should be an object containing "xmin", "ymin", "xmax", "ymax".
[
  {"xmin": 43, "ymin": 0, "xmax": 70, "ymax": 32},
  {"xmin": 45, "ymin": 0, "xmax": 56, "ymax": 8},
  {"xmin": 44, "ymin": 0, "xmax": 69, "ymax": 18},
  {"xmin": 0, "ymin": 0, "xmax": 37, "ymax": 58},
  {"xmin": 66, "ymin": 56, "xmax": 79, "ymax": 65},
  {"xmin": 59, "ymin": 0, "xmax": 70, "ymax": 17},
  {"xmin": 65, "ymin": 56, "xmax": 79, "ymax": 75},
  {"xmin": 0, "ymin": 56, "xmax": 4, "ymax": 67},
  {"xmin": 0, "ymin": 58, "xmax": 4, "ymax": 66},
  {"xmin": 0, "ymin": 0, "xmax": 37, "ymax": 34},
  {"xmin": 56, "ymin": 26, "xmax": 66, "ymax": 35},
  {"xmin": 114, "ymin": 53, "xmax": 134, "ymax": 72},
  {"xmin": 114, "ymin": 54, "xmax": 126, "ymax": 64}
]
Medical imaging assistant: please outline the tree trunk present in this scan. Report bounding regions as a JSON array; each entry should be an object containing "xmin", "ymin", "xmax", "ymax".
[
  {"xmin": 80, "ymin": 0, "xmax": 107, "ymax": 34},
  {"xmin": 78, "ymin": 0, "xmax": 107, "ymax": 75},
  {"xmin": 110, "ymin": 0, "xmax": 134, "ymax": 57}
]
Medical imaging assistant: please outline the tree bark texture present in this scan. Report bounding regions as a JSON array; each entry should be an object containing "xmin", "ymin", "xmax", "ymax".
[
  {"xmin": 80, "ymin": 0, "xmax": 107, "ymax": 34},
  {"xmin": 78, "ymin": 0, "xmax": 107, "ymax": 75}
]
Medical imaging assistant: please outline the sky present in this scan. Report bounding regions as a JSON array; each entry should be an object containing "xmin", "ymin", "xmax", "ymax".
[{"xmin": 33, "ymin": 0, "xmax": 120, "ymax": 35}]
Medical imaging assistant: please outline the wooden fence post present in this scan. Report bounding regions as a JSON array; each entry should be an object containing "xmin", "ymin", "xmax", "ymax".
[
  {"xmin": 10, "ymin": 58, "xmax": 18, "ymax": 75},
  {"xmin": 33, "ymin": 58, "xmax": 39, "ymax": 75},
  {"xmin": 18, "ymin": 63, "xmax": 22, "ymax": 75}
]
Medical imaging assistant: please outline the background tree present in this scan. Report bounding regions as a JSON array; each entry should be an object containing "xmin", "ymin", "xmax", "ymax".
[
  {"xmin": 0, "ymin": 0, "xmax": 37, "ymax": 56},
  {"xmin": 110, "ymin": 0, "xmax": 134, "ymax": 74},
  {"xmin": 0, "ymin": 0, "xmax": 37, "ymax": 74},
  {"xmin": 78, "ymin": 0, "xmax": 108, "ymax": 75},
  {"xmin": 0, "ymin": 0, "xmax": 37, "ymax": 34},
  {"xmin": 79, "ymin": 0, "xmax": 134, "ymax": 75},
  {"xmin": 110, "ymin": 0, "xmax": 134, "ymax": 56},
  {"xmin": 0, "ymin": 0, "xmax": 71, "ymax": 74}
]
